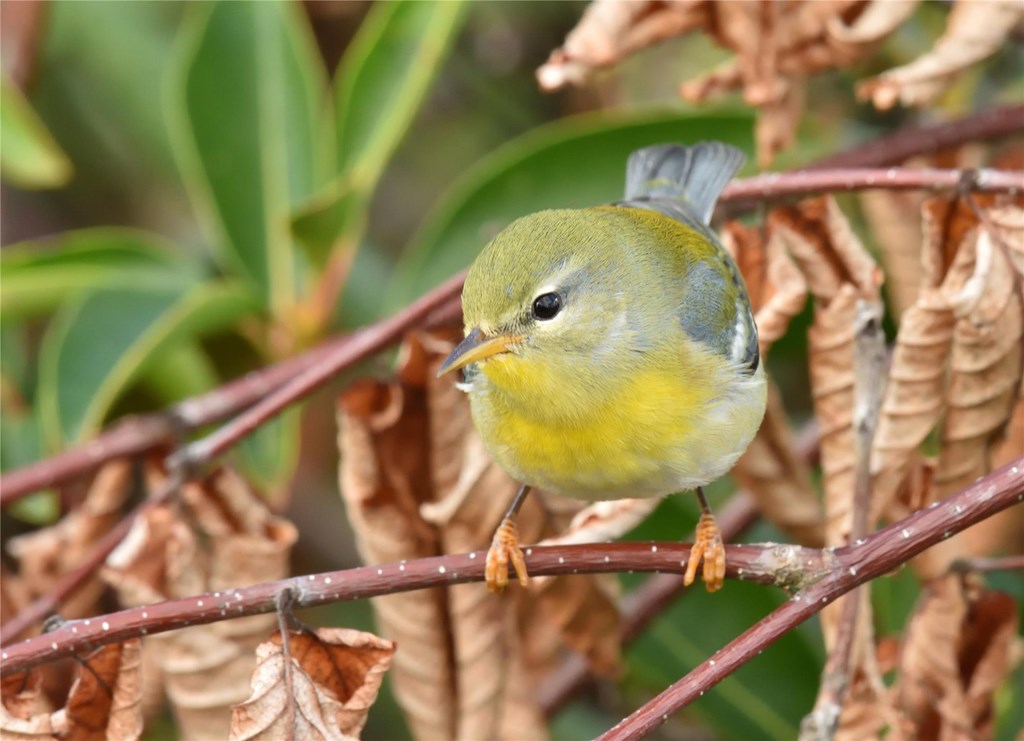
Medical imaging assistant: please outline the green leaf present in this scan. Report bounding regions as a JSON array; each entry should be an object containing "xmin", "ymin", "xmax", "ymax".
[
  {"xmin": 141, "ymin": 339, "xmax": 219, "ymax": 404},
  {"xmin": 1, "ymin": 228, "xmax": 196, "ymax": 319},
  {"xmin": 0, "ymin": 407, "xmax": 59, "ymax": 525},
  {"xmin": 0, "ymin": 73, "xmax": 72, "ymax": 189},
  {"xmin": 38, "ymin": 281, "xmax": 258, "ymax": 446},
  {"xmin": 169, "ymin": 0, "xmax": 327, "ymax": 312},
  {"xmin": 234, "ymin": 408, "xmax": 300, "ymax": 496},
  {"xmin": 291, "ymin": 0, "xmax": 467, "ymax": 266},
  {"xmin": 387, "ymin": 110, "xmax": 754, "ymax": 309}
]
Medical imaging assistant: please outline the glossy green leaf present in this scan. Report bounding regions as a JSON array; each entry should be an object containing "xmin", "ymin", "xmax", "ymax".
[
  {"xmin": 1, "ymin": 228, "xmax": 196, "ymax": 319},
  {"xmin": 388, "ymin": 110, "xmax": 754, "ymax": 309},
  {"xmin": 38, "ymin": 281, "xmax": 258, "ymax": 446},
  {"xmin": 292, "ymin": 1, "xmax": 467, "ymax": 266},
  {"xmin": 0, "ymin": 73, "xmax": 72, "ymax": 189},
  {"xmin": 170, "ymin": 0, "xmax": 327, "ymax": 312}
]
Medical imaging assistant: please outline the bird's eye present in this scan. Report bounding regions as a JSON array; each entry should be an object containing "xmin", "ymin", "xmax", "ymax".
[{"xmin": 531, "ymin": 292, "xmax": 562, "ymax": 320}]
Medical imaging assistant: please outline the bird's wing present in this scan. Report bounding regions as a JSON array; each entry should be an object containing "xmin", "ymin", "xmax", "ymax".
[{"xmin": 676, "ymin": 252, "xmax": 760, "ymax": 374}]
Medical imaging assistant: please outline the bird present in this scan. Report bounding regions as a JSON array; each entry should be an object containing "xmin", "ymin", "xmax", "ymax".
[{"xmin": 438, "ymin": 141, "xmax": 767, "ymax": 593}]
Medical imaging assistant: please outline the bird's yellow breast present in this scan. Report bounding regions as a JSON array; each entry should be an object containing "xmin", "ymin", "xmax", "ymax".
[{"xmin": 467, "ymin": 347, "xmax": 762, "ymax": 500}]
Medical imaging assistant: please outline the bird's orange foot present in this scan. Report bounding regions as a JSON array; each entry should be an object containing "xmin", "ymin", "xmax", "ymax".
[
  {"xmin": 485, "ymin": 516, "xmax": 529, "ymax": 592},
  {"xmin": 683, "ymin": 512, "xmax": 726, "ymax": 592}
]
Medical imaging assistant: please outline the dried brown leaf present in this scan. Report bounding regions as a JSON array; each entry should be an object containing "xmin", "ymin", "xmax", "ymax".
[
  {"xmin": 825, "ymin": 0, "xmax": 920, "ymax": 65},
  {"xmin": 894, "ymin": 574, "xmax": 1020, "ymax": 740},
  {"xmin": 1, "ymin": 669, "xmax": 52, "ymax": 738},
  {"xmin": 7, "ymin": 461, "xmax": 132, "ymax": 623},
  {"xmin": 337, "ymin": 375, "xmax": 457, "ymax": 741},
  {"xmin": 721, "ymin": 221, "xmax": 822, "ymax": 545},
  {"xmin": 770, "ymin": 196, "xmax": 882, "ymax": 545},
  {"xmin": 62, "ymin": 640, "xmax": 143, "ymax": 741},
  {"xmin": 229, "ymin": 628, "xmax": 394, "ymax": 741},
  {"xmin": 541, "ymin": 0, "xmax": 921, "ymax": 162},
  {"xmin": 859, "ymin": 0, "xmax": 1024, "ymax": 109},
  {"xmin": 536, "ymin": 0, "xmax": 708, "ymax": 90},
  {"xmin": 870, "ymin": 197, "xmax": 968, "ymax": 519},
  {"xmin": 102, "ymin": 467, "xmax": 296, "ymax": 740},
  {"xmin": 732, "ymin": 381, "xmax": 823, "ymax": 546},
  {"xmin": 0, "ymin": 642, "xmax": 144, "ymax": 741},
  {"xmin": 859, "ymin": 188, "xmax": 926, "ymax": 317}
]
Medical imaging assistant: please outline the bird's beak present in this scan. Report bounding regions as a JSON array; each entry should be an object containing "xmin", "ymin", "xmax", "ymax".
[{"xmin": 437, "ymin": 327, "xmax": 520, "ymax": 377}]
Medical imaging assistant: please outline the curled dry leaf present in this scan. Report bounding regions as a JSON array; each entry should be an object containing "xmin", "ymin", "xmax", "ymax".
[
  {"xmin": 894, "ymin": 573, "xmax": 1020, "ymax": 740},
  {"xmin": 1, "ymin": 668, "xmax": 52, "ymax": 737},
  {"xmin": 0, "ymin": 641, "xmax": 143, "ymax": 741},
  {"xmin": 732, "ymin": 381, "xmax": 822, "ymax": 547},
  {"xmin": 538, "ymin": 0, "xmax": 923, "ymax": 163},
  {"xmin": 338, "ymin": 375, "xmax": 456, "ymax": 741},
  {"xmin": 770, "ymin": 196, "xmax": 882, "ymax": 546},
  {"xmin": 859, "ymin": 188, "xmax": 926, "ymax": 318},
  {"xmin": 102, "ymin": 467, "xmax": 297, "ymax": 740},
  {"xmin": 723, "ymin": 221, "xmax": 823, "ymax": 546},
  {"xmin": 859, "ymin": 0, "xmax": 1024, "ymax": 110},
  {"xmin": 338, "ymin": 328, "xmax": 625, "ymax": 740},
  {"xmin": 229, "ymin": 628, "xmax": 394, "ymax": 741},
  {"xmin": 7, "ymin": 461, "xmax": 132, "ymax": 625}
]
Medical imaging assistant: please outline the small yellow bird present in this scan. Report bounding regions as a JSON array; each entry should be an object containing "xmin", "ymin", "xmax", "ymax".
[{"xmin": 438, "ymin": 141, "xmax": 766, "ymax": 592}]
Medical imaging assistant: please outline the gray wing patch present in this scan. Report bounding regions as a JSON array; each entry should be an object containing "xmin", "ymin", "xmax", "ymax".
[{"xmin": 679, "ymin": 256, "xmax": 759, "ymax": 375}]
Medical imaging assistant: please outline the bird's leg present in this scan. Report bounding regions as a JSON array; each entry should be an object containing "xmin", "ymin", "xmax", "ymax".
[
  {"xmin": 684, "ymin": 486, "xmax": 726, "ymax": 592},
  {"xmin": 485, "ymin": 483, "xmax": 531, "ymax": 592}
]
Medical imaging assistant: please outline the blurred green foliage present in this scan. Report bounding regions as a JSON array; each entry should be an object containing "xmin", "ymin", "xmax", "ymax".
[{"xmin": 1, "ymin": 2, "xmax": 1021, "ymax": 740}]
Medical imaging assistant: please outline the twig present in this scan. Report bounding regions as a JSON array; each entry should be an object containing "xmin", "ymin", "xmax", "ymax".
[
  {"xmin": 806, "ymin": 105, "xmax": 1024, "ymax": 170},
  {"xmin": 594, "ymin": 456, "xmax": 1024, "ymax": 741},
  {"xmin": 538, "ymin": 492, "xmax": 761, "ymax": 716},
  {"xmin": 3, "ymin": 455, "xmax": 1021, "ymax": 680},
  {"xmin": 721, "ymin": 167, "xmax": 1022, "ymax": 207},
  {"xmin": 0, "ymin": 542, "xmax": 829, "ymax": 676},
  {"xmin": 800, "ymin": 302, "xmax": 887, "ymax": 740}
]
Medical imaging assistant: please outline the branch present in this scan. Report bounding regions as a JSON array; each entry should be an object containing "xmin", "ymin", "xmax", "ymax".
[
  {"xmin": 595, "ymin": 456, "xmax": 1024, "ymax": 741},
  {"xmin": 0, "ymin": 542, "xmax": 828, "ymax": 677},
  {"xmin": 721, "ymin": 167, "xmax": 1022, "ymax": 207},
  {"xmin": 2, "ymin": 456, "xmax": 1020, "ymax": 681},
  {"xmin": 805, "ymin": 104, "xmax": 1024, "ymax": 170},
  {"xmin": 3, "ymin": 102, "xmax": 1019, "ymax": 505}
]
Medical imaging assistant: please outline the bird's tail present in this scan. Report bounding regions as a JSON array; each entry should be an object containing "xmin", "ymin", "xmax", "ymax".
[{"xmin": 624, "ymin": 142, "xmax": 745, "ymax": 226}]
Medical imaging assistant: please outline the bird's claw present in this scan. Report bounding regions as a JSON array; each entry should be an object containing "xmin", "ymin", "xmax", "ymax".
[
  {"xmin": 485, "ymin": 517, "xmax": 529, "ymax": 592},
  {"xmin": 684, "ymin": 512, "xmax": 726, "ymax": 592}
]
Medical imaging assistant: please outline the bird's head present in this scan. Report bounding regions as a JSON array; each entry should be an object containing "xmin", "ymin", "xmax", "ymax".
[{"xmin": 438, "ymin": 209, "xmax": 646, "ymax": 405}]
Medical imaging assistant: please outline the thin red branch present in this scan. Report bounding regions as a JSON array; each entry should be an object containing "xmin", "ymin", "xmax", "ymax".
[
  {"xmin": 595, "ymin": 456, "xmax": 1024, "ymax": 741},
  {"xmin": 2, "ymin": 456, "xmax": 1021, "ymax": 682},
  {"xmin": 721, "ymin": 167, "xmax": 1022, "ymax": 206},
  {"xmin": 0, "ymin": 541, "xmax": 827, "ymax": 677},
  {"xmin": 3, "ymin": 102, "xmax": 1019, "ymax": 506},
  {"xmin": 805, "ymin": 104, "xmax": 1024, "ymax": 170}
]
